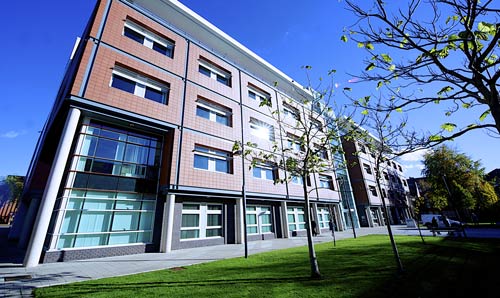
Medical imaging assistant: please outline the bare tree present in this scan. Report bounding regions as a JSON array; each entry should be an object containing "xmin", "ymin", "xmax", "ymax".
[{"xmin": 343, "ymin": 0, "xmax": 500, "ymax": 142}]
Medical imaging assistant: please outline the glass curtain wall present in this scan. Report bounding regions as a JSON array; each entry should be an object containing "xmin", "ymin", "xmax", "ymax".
[{"xmin": 55, "ymin": 121, "xmax": 161, "ymax": 249}]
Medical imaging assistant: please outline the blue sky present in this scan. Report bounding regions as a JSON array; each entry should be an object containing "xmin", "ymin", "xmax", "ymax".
[{"xmin": 0, "ymin": 0, "xmax": 498, "ymax": 178}]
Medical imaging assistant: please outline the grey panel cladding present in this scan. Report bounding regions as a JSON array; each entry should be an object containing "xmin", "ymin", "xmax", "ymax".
[{"xmin": 42, "ymin": 243, "xmax": 154, "ymax": 263}]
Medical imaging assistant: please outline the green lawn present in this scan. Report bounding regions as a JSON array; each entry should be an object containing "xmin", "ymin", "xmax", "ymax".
[{"xmin": 35, "ymin": 235, "xmax": 500, "ymax": 298}]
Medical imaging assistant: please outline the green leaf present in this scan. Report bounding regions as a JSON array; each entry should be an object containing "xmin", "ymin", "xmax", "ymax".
[
  {"xmin": 478, "ymin": 22, "xmax": 495, "ymax": 33},
  {"xmin": 479, "ymin": 110, "xmax": 491, "ymax": 121},
  {"xmin": 441, "ymin": 123, "xmax": 457, "ymax": 132},
  {"xmin": 395, "ymin": 107, "xmax": 403, "ymax": 113},
  {"xmin": 366, "ymin": 43, "xmax": 374, "ymax": 50},
  {"xmin": 376, "ymin": 81, "xmax": 383, "ymax": 89},
  {"xmin": 357, "ymin": 42, "xmax": 365, "ymax": 48},
  {"xmin": 388, "ymin": 64, "xmax": 396, "ymax": 71},
  {"xmin": 437, "ymin": 86, "xmax": 453, "ymax": 95},
  {"xmin": 381, "ymin": 53, "xmax": 392, "ymax": 63},
  {"xmin": 462, "ymin": 103, "xmax": 471, "ymax": 109},
  {"xmin": 341, "ymin": 35, "xmax": 348, "ymax": 42},
  {"xmin": 365, "ymin": 63, "xmax": 376, "ymax": 71},
  {"xmin": 361, "ymin": 109, "xmax": 369, "ymax": 115},
  {"xmin": 429, "ymin": 135, "xmax": 443, "ymax": 141}
]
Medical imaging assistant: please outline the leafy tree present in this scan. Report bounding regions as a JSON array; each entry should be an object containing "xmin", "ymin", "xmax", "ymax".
[
  {"xmin": 233, "ymin": 70, "xmax": 350, "ymax": 278},
  {"xmin": 422, "ymin": 145, "xmax": 498, "ymax": 216},
  {"xmin": 343, "ymin": 0, "xmax": 500, "ymax": 142},
  {"xmin": 3, "ymin": 175, "xmax": 24, "ymax": 202}
]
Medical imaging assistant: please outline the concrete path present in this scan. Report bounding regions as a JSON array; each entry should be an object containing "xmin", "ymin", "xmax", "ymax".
[{"xmin": 1, "ymin": 225, "xmax": 497, "ymax": 297}]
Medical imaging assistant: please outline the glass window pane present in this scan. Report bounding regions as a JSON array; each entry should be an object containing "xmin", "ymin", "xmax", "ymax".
[
  {"xmin": 108, "ymin": 232, "xmax": 137, "ymax": 245},
  {"xmin": 78, "ymin": 211, "xmax": 112, "ymax": 233},
  {"xmin": 112, "ymin": 212, "xmax": 140, "ymax": 231},
  {"xmin": 152, "ymin": 42, "xmax": 167, "ymax": 55},
  {"xmin": 288, "ymin": 214, "xmax": 295, "ymax": 223},
  {"xmin": 145, "ymin": 86, "xmax": 165, "ymax": 103},
  {"xmin": 246, "ymin": 214, "xmax": 257, "ymax": 225},
  {"xmin": 112, "ymin": 74, "xmax": 136, "ymax": 94},
  {"xmin": 215, "ymin": 159, "xmax": 229, "ymax": 173},
  {"xmin": 115, "ymin": 201, "xmax": 141, "ymax": 210},
  {"xmin": 253, "ymin": 167, "xmax": 261, "ymax": 178},
  {"xmin": 216, "ymin": 114, "xmax": 228, "ymax": 126},
  {"xmin": 261, "ymin": 226, "xmax": 272, "ymax": 233},
  {"xmin": 181, "ymin": 214, "xmax": 199, "ymax": 228},
  {"xmin": 95, "ymin": 139, "xmax": 125, "ymax": 160},
  {"xmin": 207, "ymin": 214, "xmax": 221, "ymax": 226},
  {"xmin": 288, "ymin": 224, "xmax": 295, "ymax": 232},
  {"xmin": 83, "ymin": 199, "xmax": 113, "ymax": 210},
  {"xmin": 208, "ymin": 205, "xmax": 222, "ymax": 211},
  {"xmin": 183, "ymin": 204, "xmax": 200, "ymax": 210},
  {"xmin": 196, "ymin": 106, "xmax": 210, "ymax": 120},
  {"xmin": 298, "ymin": 214, "xmax": 305, "ymax": 222},
  {"xmin": 139, "ymin": 212, "xmax": 153, "ymax": 230},
  {"xmin": 246, "ymin": 206, "xmax": 256, "ymax": 211},
  {"xmin": 124, "ymin": 144, "xmax": 149, "ymax": 164},
  {"xmin": 67, "ymin": 198, "xmax": 84, "ymax": 210},
  {"xmin": 247, "ymin": 226, "xmax": 258, "ymax": 234},
  {"xmin": 299, "ymin": 224, "xmax": 306, "ymax": 229},
  {"xmin": 124, "ymin": 27, "xmax": 145, "ymax": 44},
  {"xmin": 199, "ymin": 65, "xmax": 211, "ymax": 77},
  {"xmin": 194, "ymin": 154, "xmax": 209, "ymax": 170},
  {"xmin": 261, "ymin": 214, "xmax": 271, "ymax": 224},
  {"xmin": 206, "ymin": 228, "xmax": 222, "ymax": 237},
  {"xmin": 264, "ymin": 168, "xmax": 274, "ymax": 180},
  {"xmin": 80, "ymin": 136, "xmax": 97, "ymax": 156},
  {"xmin": 216, "ymin": 74, "xmax": 229, "ymax": 86},
  {"xmin": 60, "ymin": 211, "xmax": 80, "ymax": 233},
  {"xmin": 137, "ymin": 231, "xmax": 152, "ymax": 243},
  {"xmin": 74, "ymin": 234, "xmax": 107, "ymax": 247},
  {"xmin": 181, "ymin": 229, "xmax": 199, "ymax": 239},
  {"xmin": 57, "ymin": 235, "xmax": 75, "ymax": 249},
  {"xmin": 87, "ymin": 174, "xmax": 118, "ymax": 190}
]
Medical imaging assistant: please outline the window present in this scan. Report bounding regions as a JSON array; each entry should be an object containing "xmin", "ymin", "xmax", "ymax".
[
  {"xmin": 248, "ymin": 85, "xmax": 271, "ymax": 106},
  {"xmin": 193, "ymin": 145, "xmax": 231, "ymax": 174},
  {"xmin": 56, "ymin": 122, "xmax": 161, "ymax": 249},
  {"xmin": 111, "ymin": 66, "xmax": 169, "ymax": 104},
  {"xmin": 123, "ymin": 20, "xmax": 174, "ymax": 58},
  {"xmin": 287, "ymin": 207, "xmax": 306, "ymax": 232},
  {"xmin": 319, "ymin": 175, "xmax": 334, "ymax": 190},
  {"xmin": 363, "ymin": 163, "xmax": 372, "ymax": 175},
  {"xmin": 403, "ymin": 179, "xmax": 407, "ymax": 187},
  {"xmin": 287, "ymin": 134, "xmax": 303, "ymax": 152},
  {"xmin": 359, "ymin": 144, "xmax": 367, "ymax": 154},
  {"xmin": 392, "ymin": 162, "xmax": 397, "ymax": 169},
  {"xmin": 291, "ymin": 175, "xmax": 303, "ymax": 185},
  {"xmin": 315, "ymin": 145, "xmax": 329, "ymax": 160},
  {"xmin": 196, "ymin": 98, "xmax": 232, "ymax": 126},
  {"xmin": 398, "ymin": 165, "xmax": 403, "ymax": 172},
  {"xmin": 252, "ymin": 162, "xmax": 277, "ymax": 181},
  {"xmin": 246, "ymin": 206, "xmax": 273, "ymax": 235},
  {"xmin": 383, "ymin": 172, "xmax": 389, "ymax": 180},
  {"xmin": 199, "ymin": 58, "xmax": 231, "ymax": 87},
  {"xmin": 310, "ymin": 118, "xmax": 323, "ymax": 130},
  {"xmin": 181, "ymin": 203, "xmax": 223, "ymax": 240},
  {"xmin": 381, "ymin": 188, "xmax": 387, "ymax": 198},
  {"xmin": 317, "ymin": 207, "xmax": 331, "ymax": 228},
  {"xmin": 369, "ymin": 185, "xmax": 378, "ymax": 197},
  {"xmin": 249, "ymin": 118, "xmax": 275, "ymax": 141},
  {"xmin": 282, "ymin": 103, "xmax": 299, "ymax": 120}
]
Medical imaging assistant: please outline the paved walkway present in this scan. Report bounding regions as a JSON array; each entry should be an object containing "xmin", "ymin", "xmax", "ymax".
[{"xmin": 1, "ymin": 225, "xmax": 497, "ymax": 297}]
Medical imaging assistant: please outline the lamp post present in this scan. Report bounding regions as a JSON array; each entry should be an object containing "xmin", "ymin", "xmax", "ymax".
[{"xmin": 337, "ymin": 176, "xmax": 357, "ymax": 238}]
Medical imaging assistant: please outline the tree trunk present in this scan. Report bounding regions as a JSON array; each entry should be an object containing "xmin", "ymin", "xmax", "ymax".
[{"xmin": 302, "ymin": 175, "xmax": 321, "ymax": 279}]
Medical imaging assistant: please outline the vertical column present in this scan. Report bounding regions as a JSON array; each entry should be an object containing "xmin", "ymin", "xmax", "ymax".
[
  {"xmin": 23, "ymin": 108, "xmax": 81, "ymax": 267},
  {"xmin": 162, "ymin": 194, "xmax": 176, "ymax": 253},
  {"xmin": 235, "ymin": 198, "xmax": 244, "ymax": 244},
  {"xmin": 366, "ymin": 206, "xmax": 374, "ymax": 228},
  {"xmin": 280, "ymin": 201, "xmax": 289, "ymax": 238}
]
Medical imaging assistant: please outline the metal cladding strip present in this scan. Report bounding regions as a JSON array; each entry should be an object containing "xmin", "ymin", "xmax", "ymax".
[{"xmin": 78, "ymin": 0, "xmax": 113, "ymax": 97}]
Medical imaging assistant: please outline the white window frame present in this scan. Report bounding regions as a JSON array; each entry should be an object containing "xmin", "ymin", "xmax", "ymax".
[
  {"xmin": 110, "ymin": 66, "xmax": 169, "ymax": 103},
  {"xmin": 282, "ymin": 103, "xmax": 300, "ymax": 120},
  {"xmin": 287, "ymin": 135, "xmax": 303, "ymax": 152},
  {"xmin": 180, "ymin": 203, "xmax": 223, "ymax": 241},
  {"xmin": 248, "ymin": 85, "xmax": 271, "ymax": 104},
  {"xmin": 199, "ymin": 59, "xmax": 231, "ymax": 86},
  {"xmin": 319, "ymin": 175, "xmax": 333, "ymax": 190},
  {"xmin": 196, "ymin": 98, "xmax": 232, "ymax": 126},
  {"xmin": 246, "ymin": 205, "xmax": 273, "ymax": 235},
  {"xmin": 287, "ymin": 207, "xmax": 306, "ymax": 232},
  {"xmin": 193, "ymin": 145, "xmax": 231, "ymax": 173},
  {"xmin": 369, "ymin": 185, "xmax": 378, "ymax": 197},
  {"xmin": 291, "ymin": 175, "xmax": 303, "ymax": 185},
  {"xmin": 252, "ymin": 162, "xmax": 276, "ymax": 181},
  {"xmin": 123, "ymin": 20, "xmax": 174, "ymax": 57},
  {"xmin": 363, "ymin": 163, "xmax": 373, "ymax": 175},
  {"xmin": 249, "ymin": 118, "xmax": 274, "ymax": 141},
  {"xmin": 317, "ymin": 207, "xmax": 330, "ymax": 229}
]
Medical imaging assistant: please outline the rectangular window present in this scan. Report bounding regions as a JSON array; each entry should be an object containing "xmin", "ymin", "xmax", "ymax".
[
  {"xmin": 381, "ymin": 188, "xmax": 387, "ymax": 198},
  {"xmin": 403, "ymin": 179, "xmax": 407, "ymax": 187},
  {"xmin": 282, "ymin": 103, "xmax": 300, "ymax": 121},
  {"xmin": 310, "ymin": 118, "xmax": 323, "ymax": 130},
  {"xmin": 363, "ymin": 163, "xmax": 372, "ymax": 175},
  {"xmin": 123, "ymin": 20, "xmax": 174, "ymax": 58},
  {"xmin": 198, "ymin": 58, "xmax": 231, "ymax": 87},
  {"xmin": 287, "ymin": 207, "xmax": 306, "ymax": 232},
  {"xmin": 252, "ymin": 162, "xmax": 276, "ymax": 181},
  {"xmin": 291, "ymin": 175, "xmax": 303, "ymax": 185},
  {"xmin": 317, "ymin": 207, "xmax": 330, "ymax": 228},
  {"xmin": 287, "ymin": 134, "xmax": 303, "ymax": 152},
  {"xmin": 246, "ymin": 206, "xmax": 273, "ymax": 235},
  {"xmin": 249, "ymin": 118, "xmax": 274, "ymax": 141},
  {"xmin": 111, "ymin": 66, "xmax": 169, "ymax": 104},
  {"xmin": 193, "ymin": 145, "xmax": 231, "ymax": 174},
  {"xmin": 181, "ymin": 203, "xmax": 223, "ymax": 240},
  {"xmin": 319, "ymin": 175, "xmax": 334, "ymax": 190},
  {"xmin": 359, "ymin": 144, "xmax": 367, "ymax": 154},
  {"xmin": 195, "ymin": 98, "xmax": 232, "ymax": 126},
  {"xmin": 383, "ymin": 172, "xmax": 389, "ymax": 180},
  {"xmin": 248, "ymin": 85, "xmax": 271, "ymax": 106},
  {"xmin": 398, "ymin": 165, "xmax": 403, "ymax": 172},
  {"xmin": 369, "ymin": 185, "xmax": 378, "ymax": 197}
]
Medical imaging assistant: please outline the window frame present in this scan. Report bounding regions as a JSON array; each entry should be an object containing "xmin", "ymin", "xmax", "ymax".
[
  {"xmin": 317, "ymin": 207, "xmax": 331, "ymax": 228},
  {"xmin": 248, "ymin": 85, "xmax": 271, "ymax": 106},
  {"xmin": 180, "ymin": 203, "xmax": 223, "ymax": 241},
  {"xmin": 198, "ymin": 58, "xmax": 232, "ymax": 87},
  {"xmin": 319, "ymin": 175, "xmax": 334, "ymax": 190},
  {"xmin": 363, "ymin": 163, "xmax": 373, "ymax": 175},
  {"xmin": 287, "ymin": 207, "xmax": 306, "ymax": 232},
  {"xmin": 123, "ymin": 20, "xmax": 174, "ymax": 58},
  {"xmin": 110, "ymin": 66, "xmax": 169, "ymax": 104},
  {"xmin": 368, "ymin": 185, "xmax": 378, "ymax": 197},
  {"xmin": 246, "ymin": 205, "xmax": 273, "ymax": 235},
  {"xmin": 252, "ymin": 162, "xmax": 277, "ymax": 181},
  {"xmin": 249, "ymin": 118, "xmax": 275, "ymax": 141},
  {"xmin": 195, "ymin": 98, "xmax": 232, "ymax": 127},
  {"xmin": 193, "ymin": 145, "xmax": 232, "ymax": 174}
]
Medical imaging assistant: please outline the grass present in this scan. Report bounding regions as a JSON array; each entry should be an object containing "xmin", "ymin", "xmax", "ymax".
[{"xmin": 34, "ymin": 235, "xmax": 500, "ymax": 297}]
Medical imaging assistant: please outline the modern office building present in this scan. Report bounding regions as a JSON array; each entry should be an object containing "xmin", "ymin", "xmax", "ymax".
[
  {"xmin": 10, "ymin": 0, "xmax": 359, "ymax": 266},
  {"xmin": 342, "ymin": 137, "xmax": 411, "ymax": 227}
]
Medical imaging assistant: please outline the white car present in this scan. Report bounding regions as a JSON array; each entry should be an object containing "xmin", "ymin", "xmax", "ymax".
[{"xmin": 421, "ymin": 214, "xmax": 461, "ymax": 229}]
